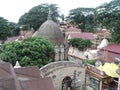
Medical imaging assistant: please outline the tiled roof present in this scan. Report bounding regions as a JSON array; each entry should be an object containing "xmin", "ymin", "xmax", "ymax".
[
  {"xmin": 66, "ymin": 27, "xmax": 81, "ymax": 32},
  {"xmin": 68, "ymin": 32, "xmax": 95, "ymax": 40},
  {"xmin": 100, "ymin": 44, "xmax": 120, "ymax": 54},
  {"xmin": 98, "ymin": 44, "xmax": 120, "ymax": 62},
  {"xmin": 98, "ymin": 50, "xmax": 120, "ymax": 62},
  {"xmin": 0, "ymin": 61, "xmax": 55, "ymax": 90},
  {"xmin": 25, "ymin": 30, "xmax": 35, "ymax": 38},
  {"xmin": 6, "ymin": 36, "xmax": 19, "ymax": 42}
]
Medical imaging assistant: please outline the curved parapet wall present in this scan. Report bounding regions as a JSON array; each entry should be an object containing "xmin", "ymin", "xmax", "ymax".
[
  {"xmin": 40, "ymin": 61, "xmax": 85, "ymax": 90},
  {"xmin": 40, "ymin": 61, "xmax": 78, "ymax": 76}
]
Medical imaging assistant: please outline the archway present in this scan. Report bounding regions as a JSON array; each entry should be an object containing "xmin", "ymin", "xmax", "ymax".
[{"xmin": 62, "ymin": 76, "xmax": 73, "ymax": 90}]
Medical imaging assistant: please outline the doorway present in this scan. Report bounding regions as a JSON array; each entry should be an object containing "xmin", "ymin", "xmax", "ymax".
[{"xmin": 62, "ymin": 76, "xmax": 73, "ymax": 90}]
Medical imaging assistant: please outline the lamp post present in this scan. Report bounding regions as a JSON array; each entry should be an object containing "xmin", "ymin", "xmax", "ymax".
[
  {"xmin": 73, "ymin": 70, "xmax": 76, "ymax": 90},
  {"xmin": 71, "ymin": 70, "xmax": 81, "ymax": 90}
]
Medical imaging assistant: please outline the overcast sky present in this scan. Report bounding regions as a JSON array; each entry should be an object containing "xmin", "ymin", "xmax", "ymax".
[{"xmin": 0, "ymin": 0, "xmax": 112, "ymax": 23}]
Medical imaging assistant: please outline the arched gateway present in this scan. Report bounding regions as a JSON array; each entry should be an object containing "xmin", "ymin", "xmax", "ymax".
[
  {"xmin": 40, "ymin": 61, "xmax": 85, "ymax": 90},
  {"xmin": 62, "ymin": 76, "xmax": 73, "ymax": 90}
]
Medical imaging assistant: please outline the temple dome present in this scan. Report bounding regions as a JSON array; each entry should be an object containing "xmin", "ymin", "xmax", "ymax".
[{"xmin": 33, "ymin": 12, "xmax": 64, "ymax": 46}]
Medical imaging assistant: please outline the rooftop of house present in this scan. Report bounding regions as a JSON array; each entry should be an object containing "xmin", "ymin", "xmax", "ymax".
[
  {"xmin": 68, "ymin": 32, "xmax": 95, "ymax": 40},
  {"xmin": 0, "ymin": 61, "xmax": 55, "ymax": 90},
  {"xmin": 100, "ymin": 44, "xmax": 120, "ymax": 54},
  {"xmin": 65, "ymin": 27, "xmax": 81, "ymax": 32}
]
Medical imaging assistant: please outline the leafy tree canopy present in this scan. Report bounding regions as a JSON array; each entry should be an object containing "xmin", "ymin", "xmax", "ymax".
[
  {"xmin": 95, "ymin": 0, "xmax": 120, "ymax": 43},
  {"xmin": 0, "ymin": 16, "xmax": 20, "ymax": 43},
  {"xmin": 7, "ymin": 22, "xmax": 20, "ymax": 36},
  {"xmin": 68, "ymin": 38, "xmax": 92, "ymax": 51},
  {"xmin": 0, "ymin": 17, "xmax": 11, "ymax": 42},
  {"xmin": 0, "ymin": 37, "xmax": 55, "ymax": 68},
  {"xmin": 95, "ymin": 0, "xmax": 120, "ymax": 29},
  {"xmin": 18, "ymin": 3, "xmax": 60, "ymax": 30},
  {"xmin": 68, "ymin": 8, "xmax": 95, "ymax": 32},
  {"xmin": 84, "ymin": 59, "xmax": 96, "ymax": 65}
]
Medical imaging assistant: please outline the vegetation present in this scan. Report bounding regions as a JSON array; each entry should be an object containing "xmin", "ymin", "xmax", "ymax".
[
  {"xmin": 68, "ymin": 38, "xmax": 92, "ymax": 51},
  {"xmin": 68, "ymin": 8, "xmax": 95, "ymax": 32},
  {"xmin": 0, "ymin": 37, "xmax": 55, "ymax": 68},
  {"xmin": 94, "ymin": 0, "xmax": 120, "ymax": 43},
  {"xmin": 84, "ymin": 59, "xmax": 96, "ymax": 65},
  {"xmin": 18, "ymin": 3, "xmax": 60, "ymax": 30},
  {"xmin": 0, "ymin": 16, "xmax": 20, "ymax": 43},
  {"xmin": 1, "ymin": 0, "xmax": 120, "ymax": 43},
  {"xmin": 0, "ymin": 17, "xmax": 11, "ymax": 42},
  {"xmin": 67, "ymin": 0, "xmax": 120, "ymax": 43},
  {"xmin": 8, "ymin": 22, "xmax": 20, "ymax": 36}
]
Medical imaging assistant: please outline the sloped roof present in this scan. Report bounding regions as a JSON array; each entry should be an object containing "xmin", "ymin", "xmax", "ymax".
[
  {"xmin": 68, "ymin": 32, "xmax": 95, "ymax": 40},
  {"xmin": 99, "ymin": 50, "xmax": 120, "ymax": 62},
  {"xmin": 0, "ymin": 61, "xmax": 55, "ymax": 90},
  {"xmin": 15, "ymin": 66, "xmax": 41, "ymax": 78},
  {"xmin": 101, "ymin": 44, "xmax": 120, "ymax": 54},
  {"xmin": 20, "ymin": 77, "xmax": 54, "ymax": 90},
  {"xmin": 0, "ymin": 61, "xmax": 22, "ymax": 90},
  {"xmin": 15, "ymin": 66, "xmax": 55, "ymax": 90},
  {"xmin": 24, "ymin": 29, "xmax": 35, "ymax": 38},
  {"xmin": 0, "ymin": 62, "xmax": 12, "ymax": 77},
  {"xmin": 6, "ymin": 36, "xmax": 19, "ymax": 42},
  {"xmin": 66, "ymin": 27, "xmax": 81, "ymax": 32},
  {"xmin": 98, "ymin": 44, "xmax": 120, "ymax": 62}
]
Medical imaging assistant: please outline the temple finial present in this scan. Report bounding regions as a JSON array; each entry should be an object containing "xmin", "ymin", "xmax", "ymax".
[{"xmin": 48, "ymin": 7, "xmax": 52, "ymax": 20}]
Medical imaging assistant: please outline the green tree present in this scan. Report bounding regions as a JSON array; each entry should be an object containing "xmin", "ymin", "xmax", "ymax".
[
  {"xmin": 84, "ymin": 59, "xmax": 96, "ymax": 65},
  {"xmin": 0, "ymin": 17, "xmax": 11, "ymax": 43},
  {"xmin": 95, "ymin": 0, "xmax": 120, "ymax": 43},
  {"xmin": 111, "ymin": 20, "xmax": 120, "ymax": 43},
  {"xmin": 0, "ymin": 37, "xmax": 55, "ymax": 67},
  {"xmin": 18, "ymin": 3, "xmax": 60, "ymax": 30},
  {"xmin": 95, "ymin": 0, "xmax": 120, "ymax": 28},
  {"xmin": 68, "ymin": 8, "xmax": 95, "ymax": 32},
  {"xmin": 69, "ymin": 38, "xmax": 92, "ymax": 51},
  {"xmin": 7, "ymin": 22, "xmax": 20, "ymax": 36}
]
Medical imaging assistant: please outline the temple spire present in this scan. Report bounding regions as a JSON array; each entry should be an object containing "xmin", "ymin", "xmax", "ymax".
[
  {"xmin": 47, "ymin": 8, "xmax": 52, "ymax": 20},
  {"xmin": 14, "ymin": 61, "xmax": 21, "ymax": 68}
]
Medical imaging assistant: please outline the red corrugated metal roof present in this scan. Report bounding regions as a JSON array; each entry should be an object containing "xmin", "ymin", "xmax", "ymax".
[
  {"xmin": 0, "ymin": 61, "xmax": 55, "ymax": 90},
  {"xmin": 101, "ymin": 44, "xmax": 120, "ymax": 54},
  {"xmin": 15, "ymin": 66, "xmax": 41, "ymax": 78},
  {"xmin": 98, "ymin": 44, "xmax": 120, "ymax": 62},
  {"xmin": 6, "ymin": 36, "xmax": 19, "ymax": 42},
  {"xmin": 66, "ymin": 27, "xmax": 81, "ymax": 32},
  {"xmin": 98, "ymin": 50, "xmax": 120, "ymax": 62},
  {"xmin": 20, "ymin": 77, "xmax": 54, "ymax": 90},
  {"xmin": 69, "ymin": 32, "xmax": 95, "ymax": 40}
]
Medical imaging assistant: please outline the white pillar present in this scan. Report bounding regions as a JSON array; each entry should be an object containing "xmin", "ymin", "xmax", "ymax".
[
  {"xmin": 99, "ymin": 81, "xmax": 102, "ymax": 90},
  {"xmin": 118, "ymin": 77, "xmax": 120, "ymax": 90}
]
